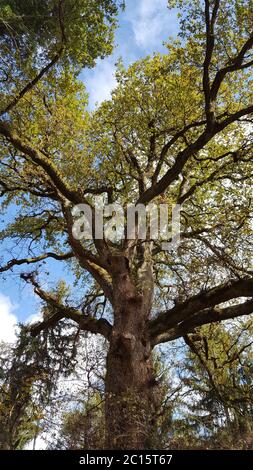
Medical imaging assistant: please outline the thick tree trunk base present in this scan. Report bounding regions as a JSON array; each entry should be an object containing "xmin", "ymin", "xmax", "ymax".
[
  {"xmin": 104, "ymin": 252, "xmax": 156, "ymax": 449},
  {"xmin": 105, "ymin": 330, "xmax": 156, "ymax": 450}
]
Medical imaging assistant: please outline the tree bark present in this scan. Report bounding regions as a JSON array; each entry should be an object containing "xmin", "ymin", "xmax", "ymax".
[{"xmin": 104, "ymin": 251, "xmax": 156, "ymax": 449}]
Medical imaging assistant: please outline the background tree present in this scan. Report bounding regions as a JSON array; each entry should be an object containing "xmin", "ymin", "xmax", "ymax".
[
  {"xmin": 0, "ymin": 330, "xmax": 49, "ymax": 450},
  {"xmin": 178, "ymin": 322, "xmax": 253, "ymax": 449},
  {"xmin": 55, "ymin": 393, "xmax": 105, "ymax": 450},
  {"xmin": 0, "ymin": 0, "xmax": 253, "ymax": 449},
  {"xmin": 43, "ymin": 323, "xmax": 253, "ymax": 450},
  {"xmin": 0, "ymin": 285, "xmax": 103, "ymax": 450},
  {"xmin": 57, "ymin": 348, "xmax": 176, "ymax": 449}
]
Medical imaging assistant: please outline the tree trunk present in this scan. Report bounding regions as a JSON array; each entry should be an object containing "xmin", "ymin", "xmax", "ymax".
[
  {"xmin": 105, "ymin": 317, "xmax": 154, "ymax": 449},
  {"xmin": 104, "ymin": 250, "xmax": 156, "ymax": 449}
]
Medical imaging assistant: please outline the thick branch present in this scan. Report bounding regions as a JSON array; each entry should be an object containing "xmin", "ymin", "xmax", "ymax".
[
  {"xmin": 152, "ymin": 120, "xmax": 206, "ymax": 184},
  {"xmin": 153, "ymin": 299, "xmax": 253, "ymax": 345},
  {"xmin": 203, "ymin": 0, "xmax": 220, "ymax": 125},
  {"xmin": 138, "ymin": 102, "xmax": 253, "ymax": 205},
  {"xmin": 210, "ymin": 34, "xmax": 253, "ymax": 102},
  {"xmin": 148, "ymin": 278, "xmax": 253, "ymax": 344},
  {"xmin": 61, "ymin": 202, "xmax": 113, "ymax": 301},
  {"xmin": 21, "ymin": 273, "xmax": 112, "ymax": 341},
  {"xmin": 0, "ymin": 48, "xmax": 64, "ymax": 117},
  {"xmin": 30, "ymin": 314, "xmax": 112, "ymax": 341},
  {"xmin": 0, "ymin": 121, "xmax": 84, "ymax": 205}
]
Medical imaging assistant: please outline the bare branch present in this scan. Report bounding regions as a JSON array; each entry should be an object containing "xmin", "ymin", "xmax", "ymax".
[{"xmin": 0, "ymin": 251, "xmax": 74, "ymax": 273}]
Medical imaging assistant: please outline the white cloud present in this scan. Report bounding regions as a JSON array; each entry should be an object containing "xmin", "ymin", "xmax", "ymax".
[
  {"xmin": 0, "ymin": 293, "xmax": 18, "ymax": 343},
  {"xmin": 81, "ymin": 1, "xmax": 179, "ymax": 109},
  {"xmin": 25, "ymin": 311, "xmax": 42, "ymax": 325},
  {"xmin": 128, "ymin": 0, "xmax": 177, "ymax": 50},
  {"xmin": 25, "ymin": 435, "xmax": 47, "ymax": 451},
  {"xmin": 83, "ymin": 58, "xmax": 117, "ymax": 108}
]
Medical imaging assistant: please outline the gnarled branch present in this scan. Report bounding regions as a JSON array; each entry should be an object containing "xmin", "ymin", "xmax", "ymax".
[
  {"xmin": 21, "ymin": 273, "xmax": 112, "ymax": 341},
  {"xmin": 148, "ymin": 278, "xmax": 253, "ymax": 345}
]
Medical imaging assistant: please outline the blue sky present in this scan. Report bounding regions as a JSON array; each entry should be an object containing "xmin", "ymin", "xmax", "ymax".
[
  {"xmin": 0, "ymin": 0, "xmax": 179, "ymax": 341},
  {"xmin": 82, "ymin": 0, "xmax": 178, "ymax": 107}
]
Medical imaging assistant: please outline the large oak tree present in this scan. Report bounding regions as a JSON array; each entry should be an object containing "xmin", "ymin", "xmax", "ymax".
[{"xmin": 0, "ymin": 0, "xmax": 253, "ymax": 449}]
